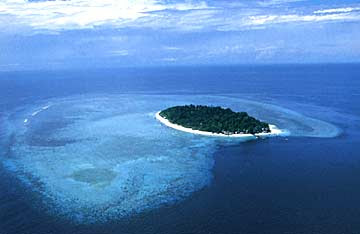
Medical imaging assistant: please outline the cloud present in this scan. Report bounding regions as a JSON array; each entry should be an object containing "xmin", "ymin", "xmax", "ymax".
[
  {"xmin": 161, "ymin": 57, "xmax": 177, "ymax": 62},
  {"xmin": 0, "ymin": 0, "xmax": 210, "ymax": 31},
  {"xmin": 257, "ymin": 0, "xmax": 304, "ymax": 7},
  {"xmin": 0, "ymin": 0, "xmax": 359, "ymax": 34},
  {"xmin": 207, "ymin": 45, "xmax": 244, "ymax": 55},
  {"xmin": 255, "ymin": 46, "xmax": 278, "ymax": 60},
  {"xmin": 0, "ymin": 63, "xmax": 19, "ymax": 67},
  {"xmin": 110, "ymin": 50, "xmax": 129, "ymax": 56},
  {"xmin": 163, "ymin": 46, "xmax": 182, "ymax": 51},
  {"xmin": 314, "ymin": 7, "xmax": 360, "ymax": 14},
  {"xmin": 245, "ymin": 13, "xmax": 357, "ymax": 26},
  {"xmin": 216, "ymin": 9, "xmax": 360, "ymax": 31}
]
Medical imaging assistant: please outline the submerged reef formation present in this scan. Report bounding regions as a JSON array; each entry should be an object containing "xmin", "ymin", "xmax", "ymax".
[{"xmin": 0, "ymin": 94, "xmax": 340, "ymax": 223}]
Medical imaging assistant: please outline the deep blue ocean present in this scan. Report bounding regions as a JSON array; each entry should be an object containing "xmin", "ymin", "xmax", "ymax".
[{"xmin": 1, "ymin": 64, "xmax": 360, "ymax": 234}]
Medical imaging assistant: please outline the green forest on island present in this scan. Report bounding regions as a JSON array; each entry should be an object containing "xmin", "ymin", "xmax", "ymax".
[{"xmin": 159, "ymin": 105, "xmax": 270, "ymax": 134}]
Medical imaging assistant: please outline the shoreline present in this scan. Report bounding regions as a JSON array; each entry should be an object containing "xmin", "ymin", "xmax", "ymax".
[{"xmin": 155, "ymin": 111, "xmax": 287, "ymax": 138}]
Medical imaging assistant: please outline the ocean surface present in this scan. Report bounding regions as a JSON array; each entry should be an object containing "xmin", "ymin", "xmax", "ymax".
[{"xmin": 0, "ymin": 64, "xmax": 359, "ymax": 234}]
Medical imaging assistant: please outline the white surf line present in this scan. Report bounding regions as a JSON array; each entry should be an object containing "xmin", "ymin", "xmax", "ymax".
[
  {"xmin": 31, "ymin": 104, "xmax": 52, "ymax": 116},
  {"xmin": 31, "ymin": 109, "xmax": 42, "ymax": 116},
  {"xmin": 25, "ymin": 104, "xmax": 53, "ymax": 124},
  {"xmin": 42, "ymin": 105, "xmax": 51, "ymax": 110},
  {"xmin": 155, "ymin": 111, "xmax": 287, "ymax": 138}
]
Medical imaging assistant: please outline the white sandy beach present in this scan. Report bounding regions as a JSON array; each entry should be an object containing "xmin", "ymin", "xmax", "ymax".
[{"xmin": 155, "ymin": 111, "xmax": 286, "ymax": 138}]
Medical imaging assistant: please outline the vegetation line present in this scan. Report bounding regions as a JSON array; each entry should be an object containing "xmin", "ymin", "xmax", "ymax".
[{"xmin": 159, "ymin": 105, "xmax": 270, "ymax": 135}]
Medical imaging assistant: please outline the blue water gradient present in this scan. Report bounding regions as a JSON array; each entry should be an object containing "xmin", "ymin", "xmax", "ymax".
[
  {"xmin": 1, "ymin": 93, "xmax": 340, "ymax": 223},
  {"xmin": 0, "ymin": 65, "xmax": 359, "ymax": 233}
]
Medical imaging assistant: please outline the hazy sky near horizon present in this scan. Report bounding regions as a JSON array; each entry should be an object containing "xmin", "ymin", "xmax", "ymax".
[{"xmin": 0, "ymin": 0, "xmax": 360, "ymax": 70}]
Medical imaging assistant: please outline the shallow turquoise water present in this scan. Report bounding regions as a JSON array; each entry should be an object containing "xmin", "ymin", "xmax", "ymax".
[{"xmin": 1, "ymin": 94, "xmax": 340, "ymax": 223}]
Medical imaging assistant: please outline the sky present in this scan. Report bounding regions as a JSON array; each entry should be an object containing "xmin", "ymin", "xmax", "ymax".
[{"xmin": 0, "ymin": 0, "xmax": 360, "ymax": 70}]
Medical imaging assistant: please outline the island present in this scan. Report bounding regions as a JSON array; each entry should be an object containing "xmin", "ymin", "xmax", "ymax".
[{"xmin": 156, "ymin": 105, "xmax": 285, "ymax": 137}]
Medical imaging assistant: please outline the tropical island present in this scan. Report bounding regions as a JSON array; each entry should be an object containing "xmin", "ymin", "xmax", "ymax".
[{"xmin": 156, "ymin": 105, "xmax": 284, "ymax": 137}]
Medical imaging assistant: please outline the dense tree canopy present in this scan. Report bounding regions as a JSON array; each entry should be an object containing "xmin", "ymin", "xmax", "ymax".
[{"xmin": 159, "ymin": 105, "xmax": 270, "ymax": 134}]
